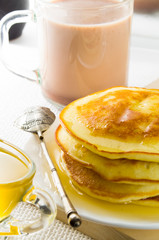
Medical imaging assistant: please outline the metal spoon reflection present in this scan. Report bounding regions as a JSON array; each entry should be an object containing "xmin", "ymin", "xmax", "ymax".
[{"xmin": 14, "ymin": 106, "xmax": 81, "ymax": 228}]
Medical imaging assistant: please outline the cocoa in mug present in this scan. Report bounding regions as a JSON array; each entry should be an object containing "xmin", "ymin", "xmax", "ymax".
[
  {"xmin": 0, "ymin": 0, "xmax": 133, "ymax": 106},
  {"xmin": 39, "ymin": 0, "xmax": 133, "ymax": 105}
]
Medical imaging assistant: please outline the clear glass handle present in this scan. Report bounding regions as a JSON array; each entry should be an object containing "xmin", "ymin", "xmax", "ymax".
[
  {"xmin": 0, "ymin": 187, "xmax": 57, "ymax": 236},
  {"xmin": 21, "ymin": 187, "xmax": 57, "ymax": 234},
  {"xmin": 0, "ymin": 10, "xmax": 39, "ymax": 82}
]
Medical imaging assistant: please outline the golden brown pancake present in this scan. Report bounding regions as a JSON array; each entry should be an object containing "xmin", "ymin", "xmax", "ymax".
[
  {"xmin": 61, "ymin": 152, "xmax": 159, "ymax": 204},
  {"xmin": 60, "ymin": 87, "xmax": 159, "ymax": 162},
  {"xmin": 133, "ymin": 196, "xmax": 159, "ymax": 207},
  {"xmin": 55, "ymin": 125, "xmax": 159, "ymax": 184}
]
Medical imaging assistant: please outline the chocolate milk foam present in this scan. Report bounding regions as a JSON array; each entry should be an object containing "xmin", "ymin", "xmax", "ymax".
[{"xmin": 39, "ymin": 0, "xmax": 132, "ymax": 105}]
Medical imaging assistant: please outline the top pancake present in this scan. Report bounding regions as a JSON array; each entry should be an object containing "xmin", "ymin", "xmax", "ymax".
[{"xmin": 60, "ymin": 87, "xmax": 159, "ymax": 161}]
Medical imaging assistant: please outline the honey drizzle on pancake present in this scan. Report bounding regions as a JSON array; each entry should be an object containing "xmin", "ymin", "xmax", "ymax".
[{"xmin": 77, "ymin": 88, "xmax": 159, "ymax": 140}]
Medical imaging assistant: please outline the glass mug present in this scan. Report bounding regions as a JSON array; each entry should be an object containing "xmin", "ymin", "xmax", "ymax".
[
  {"xmin": 0, "ymin": 0, "xmax": 29, "ymax": 40},
  {"xmin": 0, "ymin": 139, "xmax": 56, "ymax": 236},
  {"xmin": 0, "ymin": 0, "xmax": 134, "ymax": 107}
]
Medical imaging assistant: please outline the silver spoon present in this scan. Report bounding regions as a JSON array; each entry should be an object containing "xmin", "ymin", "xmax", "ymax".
[{"xmin": 14, "ymin": 106, "xmax": 81, "ymax": 228}]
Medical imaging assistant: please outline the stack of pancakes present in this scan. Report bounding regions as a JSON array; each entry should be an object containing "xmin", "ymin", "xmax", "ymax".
[{"xmin": 55, "ymin": 87, "xmax": 159, "ymax": 206}]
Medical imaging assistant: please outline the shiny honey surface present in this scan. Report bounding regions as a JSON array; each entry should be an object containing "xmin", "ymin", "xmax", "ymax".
[
  {"xmin": 77, "ymin": 88, "xmax": 159, "ymax": 140},
  {"xmin": 0, "ymin": 148, "xmax": 32, "ymax": 222}
]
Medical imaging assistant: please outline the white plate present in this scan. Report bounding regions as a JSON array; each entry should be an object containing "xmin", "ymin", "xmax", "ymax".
[{"xmin": 23, "ymin": 118, "xmax": 159, "ymax": 230}]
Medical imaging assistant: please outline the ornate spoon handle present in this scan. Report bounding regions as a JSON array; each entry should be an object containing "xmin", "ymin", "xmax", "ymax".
[{"xmin": 37, "ymin": 131, "xmax": 81, "ymax": 228}]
